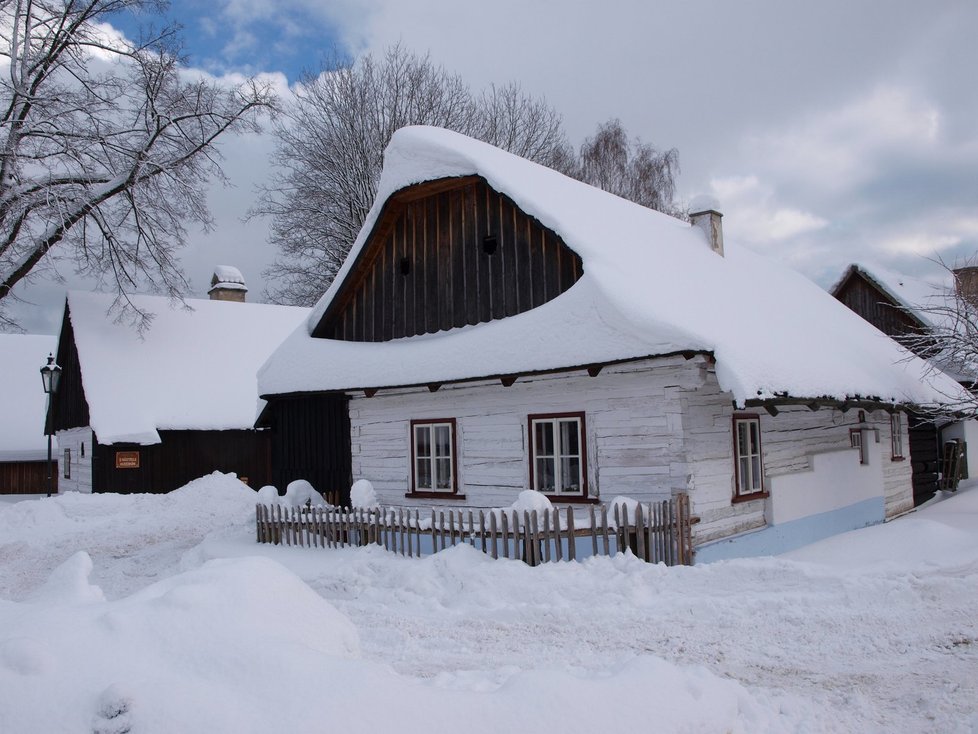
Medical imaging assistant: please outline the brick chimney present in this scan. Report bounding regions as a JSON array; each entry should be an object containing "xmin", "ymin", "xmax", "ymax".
[
  {"xmin": 209, "ymin": 265, "xmax": 247, "ymax": 302},
  {"xmin": 689, "ymin": 195, "xmax": 724, "ymax": 256},
  {"xmin": 953, "ymin": 266, "xmax": 978, "ymax": 309}
]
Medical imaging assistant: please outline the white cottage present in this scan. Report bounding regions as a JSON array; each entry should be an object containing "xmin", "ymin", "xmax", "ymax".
[{"xmin": 258, "ymin": 126, "xmax": 966, "ymax": 561}]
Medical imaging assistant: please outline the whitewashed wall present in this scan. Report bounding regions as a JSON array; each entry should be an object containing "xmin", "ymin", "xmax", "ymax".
[
  {"xmin": 349, "ymin": 357, "xmax": 705, "ymax": 508},
  {"xmin": 684, "ymin": 364, "xmax": 914, "ymax": 545},
  {"xmin": 55, "ymin": 427, "xmax": 94, "ymax": 493}
]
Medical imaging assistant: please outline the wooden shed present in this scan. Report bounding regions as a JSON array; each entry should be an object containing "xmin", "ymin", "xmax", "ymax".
[{"xmin": 51, "ymin": 288, "xmax": 307, "ymax": 494}]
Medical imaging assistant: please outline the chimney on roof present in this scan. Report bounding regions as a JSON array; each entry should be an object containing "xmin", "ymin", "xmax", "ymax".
[
  {"xmin": 689, "ymin": 195, "xmax": 724, "ymax": 257},
  {"xmin": 209, "ymin": 265, "xmax": 247, "ymax": 302},
  {"xmin": 953, "ymin": 266, "xmax": 978, "ymax": 309}
]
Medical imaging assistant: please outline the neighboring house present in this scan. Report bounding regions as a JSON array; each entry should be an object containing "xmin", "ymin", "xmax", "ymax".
[
  {"xmin": 0, "ymin": 334, "xmax": 58, "ymax": 494},
  {"xmin": 51, "ymin": 273, "xmax": 308, "ymax": 494},
  {"xmin": 832, "ymin": 263, "xmax": 978, "ymax": 503},
  {"xmin": 257, "ymin": 126, "xmax": 966, "ymax": 561}
]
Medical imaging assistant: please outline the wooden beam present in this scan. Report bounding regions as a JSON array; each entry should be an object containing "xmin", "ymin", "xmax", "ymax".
[
  {"xmin": 764, "ymin": 404, "xmax": 779, "ymax": 417},
  {"xmin": 587, "ymin": 365, "xmax": 603, "ymax": 377},
  {"xmin": 681, "ymin": 351, "xmax": 697, "ymax": 361},
  {"xmin": 500, "ymin": 376, "xmax": 518, "ymax": 387},
  {"xmin": 427, "ymin": 383, "xmax": 441, "ymax": 393},
  {"xmin": 806, "ymin": 402, "xmax": 820, "ymax": 412},
  {"xmin": 364, "ymin": 388, "xmax": 377, "ymax": 398}
]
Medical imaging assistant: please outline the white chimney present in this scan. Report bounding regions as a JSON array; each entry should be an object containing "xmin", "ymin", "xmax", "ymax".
[
  {"xmin": 209, "ymin": 265, "xmax": 248, "ymax": 302},
  {"xmin": 689, "ymin": 195, "xmax": 724, "ymax": 257}
]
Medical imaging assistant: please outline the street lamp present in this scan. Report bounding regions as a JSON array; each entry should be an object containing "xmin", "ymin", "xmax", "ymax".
[{"xmin": 39, "ymin": 353, "xmax": 62, "ymax": 497}]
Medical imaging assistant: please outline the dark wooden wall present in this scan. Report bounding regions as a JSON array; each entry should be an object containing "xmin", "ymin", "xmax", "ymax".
[
  {"xmin": 908, "ymin": 413, "xmax": 939, "ymax": 505},
  {"xmin": 314, "ymin": 178, "xmax": 583, "ymax": 341},
  {"xmin": 834, "ymin": 274, "xmax": 927, "ymax": 349},
  {"xmin": 92, "ymin": 430, "xmax": 270, "ymax": 494},
  {"xmin": 0, "ymin": 460, "xmax": 57, "ymax": 494},
  {"xmin": 268, "ymin": 395, "xmax": 352, "ymax": 506},
  {"xmin": 51, "ymin": 305, "xmax": 91, "ymax": 432}
]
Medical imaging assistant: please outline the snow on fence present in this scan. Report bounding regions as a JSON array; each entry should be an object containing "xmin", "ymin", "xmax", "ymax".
[{"xmin": 255, "ymin": 495, "xmax": 695, "ymax": 566}]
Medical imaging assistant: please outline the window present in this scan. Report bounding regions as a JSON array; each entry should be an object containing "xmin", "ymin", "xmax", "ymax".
[
  {"xmin": 850, "ymin": 428, "xmax": 868, "ymax": 465},
  {"xmin": 891, "ymin": 413, "xmax": 905, "ymax": 459},
  {"xmin": 529, "ymin": 413, "xmax": 586, "ymax": 497},
  {"xmin": 411, "ymin": 419, "xmax": 457, "ymax": 493},
  {"xmin": 733, "ymin": 415, "xmax": 764, "ymax": 497},
  {"xmin": 63, "ymin": 448, "xmax": 71, "ymax": 479}
]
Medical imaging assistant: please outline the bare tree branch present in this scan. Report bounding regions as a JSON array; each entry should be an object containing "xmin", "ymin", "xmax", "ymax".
[{"xmin": 0, "ymin": 0, "xmax": 273, "ymax": 327}]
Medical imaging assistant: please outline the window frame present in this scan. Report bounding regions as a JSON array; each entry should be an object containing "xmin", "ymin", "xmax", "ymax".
[
  {"xmin": 409, "ymin": 418, "xmax": 460, "ymax": 497},
  {"xmin": 527, "ymin": 411, "xmax": 589, "ymax": 500},
  {"xmin": 732, "ymin": 413, "xmax": 766, "ymax": 500},
  {"xmin": 63, "ymin": 448, "xmax": 71, "ymax": 479},
  {"xmin": 890, "ymin": 412, "xmax": 905, "ymax": 460}
]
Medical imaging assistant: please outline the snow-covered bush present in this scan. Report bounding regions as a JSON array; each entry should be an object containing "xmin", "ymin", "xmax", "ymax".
[{"xmin": 350, "ymin": 479, "xmax": 379, "ymax": 509}]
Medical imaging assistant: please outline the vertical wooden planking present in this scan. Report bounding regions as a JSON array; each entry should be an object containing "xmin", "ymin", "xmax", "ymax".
[
  {"xmin": 448, "ymin": 510, "xmax": 456, "ymax": 547},
  {"xmin": 511, "ymin": 511, "xmax": 521, "ymax": 563},
  {"xmin": 515, "ymin": 212, "xmax": 531, "ymax": 313},
  {"xmin": 450, "ymin": 189, "xmax": 466, "ymax": 328},
  {"xmin": 566, "ymin": 507, "xmax": 576, "ymax": 561},
  {"xmin": 542, "ymin": 509, "xmax": 551, "ymax": 563},
  {"xmin": 467, "ymin": 510, "xmax": 475, "ymax": 547},
  {"xmin": 437, "ymin": 192, "xmax": 453, "ymax": 332},
  {"xmin": 530, "ymin": 226, "xmax": 546, "ymax": 309},
  {"xmin": 479, "ymin": 511, "xmax": 487, "ymax": 554},
  {"xmin": 601, "ymin": 505, "xmax": 610, "ymax": 556},
  {"xmin": 635, "ymin": 503, "xmax": 646, "ymax": 561},
  {"xmin": 501, "ymin": 196, "xmax": 517, "ymax": 316},
  {"xmin": 589, "ymin": 505, "xmax": 598, "ymax": 557},
  {"xmin": 425, "ymin": 196, "xmax": 439, "ymax": 334},
  {"xmin": 524, "ymin": 510, "xmax": 534, "ymax": 567},
  {"xmin": 500, "ymin": 512, "xmax": 509, "ymax": 559},
  {"xmin": 462, "ymin": 184, "xmax": 479, "ymax": 326},
  {"xmin": 489, "ymin": 190, "xmax": 505, "ymax": 320},
  {"xmin": 392, "ymin": 218, "xmax": 405, "ymax": 339},
  {"xmin": 553, "ymin": 508, "xmax": 563, "ymax": 561},
  {"xmin": 490, "ymin": 511, "xmax": 498, "ymax": 559}
]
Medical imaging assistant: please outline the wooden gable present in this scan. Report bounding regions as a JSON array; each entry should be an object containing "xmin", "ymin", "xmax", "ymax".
[
  {"xmin": 312, "ymin": 177, "xmax": 583, "ymax": 342},
  {"xmin": 51, "ymin": 304, "xmax": 91, "ymax": 433},
  {"xmin": 833, "ymin": 269, "xmax": 928, "ymax": 343}
]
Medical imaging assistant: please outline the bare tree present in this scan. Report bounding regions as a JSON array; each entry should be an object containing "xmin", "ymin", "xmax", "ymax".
[
  {"xmin": 571, "ymin": 118, "xmax": 681, "ymax": 217},
  {"xmin": 256, "ymin": 46, "xmax": 570, "ymax": 306},
  {"xmin": 0, "ymin": 0, "xmax": 273, "ymax": 328}
]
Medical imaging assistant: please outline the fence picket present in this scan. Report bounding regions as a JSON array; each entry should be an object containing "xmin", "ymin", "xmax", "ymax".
[{"xmin": 254, "ymin": 492, "xmax": 694, "ymax": 567}]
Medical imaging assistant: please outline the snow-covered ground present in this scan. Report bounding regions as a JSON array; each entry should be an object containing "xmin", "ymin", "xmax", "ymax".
[{"xmin": 2, "ymin": 476, "xmax": 977, "ymax": 733}]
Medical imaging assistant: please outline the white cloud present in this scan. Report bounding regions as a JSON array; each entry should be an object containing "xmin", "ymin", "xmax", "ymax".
[{"xmin": 708, "ymin": 175, "xmax": 828, "ymax": 247}]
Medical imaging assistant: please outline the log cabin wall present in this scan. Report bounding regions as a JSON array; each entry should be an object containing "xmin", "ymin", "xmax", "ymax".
[
  {"xmin": 314, "ymin": 178, "xmax": 583, "ymax": 342},
  {"xmin": 0, "ymin": 461, "xmax": 56, "ymax": 494}
]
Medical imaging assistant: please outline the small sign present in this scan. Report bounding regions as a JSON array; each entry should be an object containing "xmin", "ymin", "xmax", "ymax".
[{"xmin": 115, "ymin": 451, "xmax": 140, "ymax": 469}]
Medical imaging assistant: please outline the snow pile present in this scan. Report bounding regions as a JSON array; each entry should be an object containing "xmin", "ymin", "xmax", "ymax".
[
  {"xmin": 350, "ymin": 478, "xmax": 379, "ymax": 508},
  {"xmin": 0, "ymin": 333, "xmax": 58, "ymax": 460},
  {"xmin": 0, "ymin": 554, "xmax": 359, "ymax": 733},
  {"xmin": 485, "ymin": 489, "xmax": 553, "ymax": 525},
  {"xmin": 282, "ymin": 479, "xmax": 328, "ymax": 507},
  {"xmin": 259, "ymin": 126, "xmax": 967, "ymax": 408},
  {"xmin": 3, "ymin": 476, "xmax": 978, "ymax": 731},
  {"xmin": 66, "ymin": 290, "xmax": 308, "ymax": 444}
]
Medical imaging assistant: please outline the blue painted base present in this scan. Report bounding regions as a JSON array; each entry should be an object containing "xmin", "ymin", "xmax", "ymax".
[{"xmin": 695, "ymin": 496, "xmax": 885, "ymax": 564}]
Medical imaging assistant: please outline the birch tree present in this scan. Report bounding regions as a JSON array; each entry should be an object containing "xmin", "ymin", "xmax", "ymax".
[
  {"xmin": 256, "ymin": 46, "xmax": 571, "ymax": 306},
  {"xmin": 0, "ymin": 0, "xmax": 272, "ymax": 328}
]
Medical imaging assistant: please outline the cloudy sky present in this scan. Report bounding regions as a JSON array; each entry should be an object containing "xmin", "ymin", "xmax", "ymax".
[{"xmin": 8, "ymin": 0, "xmax": 978, "ymax": 333}]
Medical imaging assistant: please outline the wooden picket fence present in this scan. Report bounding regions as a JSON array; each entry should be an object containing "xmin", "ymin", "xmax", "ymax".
[{"xmin": 255, "ymin": 494, "xmax": 695, "ymax": 566}]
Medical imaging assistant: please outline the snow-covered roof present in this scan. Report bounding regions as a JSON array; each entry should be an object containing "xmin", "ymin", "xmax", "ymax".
[
  {"xmin": 66, "ymin": 291, "xmax": 308, "ymax": 445},
  {"xmin": 210, "ymin": 265, "xmax": 247, "ymax": 292},
  {"xmin": 258, "ymin": 126, "xmax": 967, "ymax": 408},
  {"xmin": 0, "ymin": 334, "xmax": 58, "ymax": 461}
]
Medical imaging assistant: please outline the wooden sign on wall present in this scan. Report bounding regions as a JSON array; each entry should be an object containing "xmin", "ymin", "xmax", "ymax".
[{"xmin": 115, "ymin": 451, "xmax": 140, "ymax": 469}]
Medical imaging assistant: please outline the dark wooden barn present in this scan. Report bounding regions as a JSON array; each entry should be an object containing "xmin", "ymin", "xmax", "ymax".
[{"xmin": 50, "ymin": 284, "xmax": 308, "ymax": 495}]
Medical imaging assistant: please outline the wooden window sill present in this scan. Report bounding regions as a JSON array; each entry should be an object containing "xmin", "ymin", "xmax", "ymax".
[
  {"xmin": 891, "ymin": 456, "xmax": 906, "ymax": 462},
  {"xmin": 404, "ymin": 492, "xmax": 467, "ymax": 500},
  {"xmin": 732, "ymin": 491, "xmax": 769, "ymax": 504}
]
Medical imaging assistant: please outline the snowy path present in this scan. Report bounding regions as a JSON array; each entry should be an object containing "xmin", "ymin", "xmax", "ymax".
[{"xmin": 2, "ymin": 476, "xmax": 978, "ymax": 732}]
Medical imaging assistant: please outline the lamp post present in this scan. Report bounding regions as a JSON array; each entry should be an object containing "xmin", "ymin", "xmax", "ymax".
[{"xmin": 39, "ymin": 353, "xmax": 62, "ymax": 498}]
